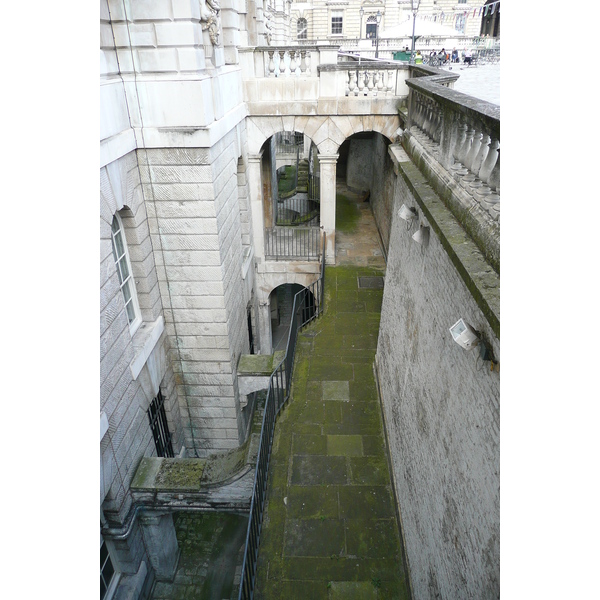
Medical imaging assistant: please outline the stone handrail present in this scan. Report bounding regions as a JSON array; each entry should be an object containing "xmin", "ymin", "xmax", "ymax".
[{"xmin": 403, "ymin": 65, "xmax": 500, "ymax": 271}]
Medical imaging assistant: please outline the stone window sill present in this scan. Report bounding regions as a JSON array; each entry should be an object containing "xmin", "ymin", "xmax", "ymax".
[{"xmin": 129, "ymin": 316, "xmax": 165, "ymax": 380}]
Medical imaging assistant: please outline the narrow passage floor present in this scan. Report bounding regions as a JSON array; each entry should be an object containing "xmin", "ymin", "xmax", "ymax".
[{"xmin": 254, "ymin": 185, "xmax": 410, "ymax": 598}]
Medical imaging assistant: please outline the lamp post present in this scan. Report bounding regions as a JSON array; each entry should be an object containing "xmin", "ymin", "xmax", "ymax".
[
  {"xmin": 359, "ymin": 7, "xmax": 364, "ymax": 40},
  {"xmin": 375, "ymin": 10, "xmax": 382, "ymax": 58},
  {"xmin": 409, "ymin": 0, "xmax": 420, "ymax": 64}
]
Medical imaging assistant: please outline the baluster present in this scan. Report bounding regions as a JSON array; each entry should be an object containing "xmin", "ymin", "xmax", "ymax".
[
  {"xmin": 279, "ymin": 50, "xmax": 286, "ymax": 77},
  {"xmin": 476, "ymin": 146, "xmax": 500, "ymax": 217},
  {"xmin": 348, "ymin": 70, "xmax": 357, "ymax": 96},
  {"xmin": 387, "ymin": 69, "xmax": 395, "ymax": 93},
  {"xmin": 289, "ymin": 50, "xmax": 297, "ymax": 75},
  {"xmin": 488, "ymin": 149, "xmax": 500, "ymax": 193},
  {"xmin": 451, "ymin": 121, "xmax": 467, "ymax": 167},
  {"xmin": 426, "ymin": 100, "xmax": 437, "ymax": 140},
  {"xmin": 300, "ymin": 50, "xmax": 307, "ymax": 74},
  {"xmin": 452, "ymin": 126, "xmax": 474, "ymax": 177},
  {"xmin": 464, "ymin": 129, "xmax": 483, "ymax": 175},
  {"xmin": 268, "ymin": 50, "xmax": 275, "ymax": 77},
  {"xmin": 478, "ymin": 137, "xmax": 499, "ymax": 185},
  {"xmin": 414, "ymin": 96, "xmax": 426, "ymax": 133},
  {"xmin": 433, "ymin": 105, "xmax": 443, "ymax": 145},
  {"xmin": 467, "ymin": 134, "xmax": 491, "ymax": 191},
  {"xmin": 378, "ymin": 70, "xmax": 385, "ymax": 93},
  {"xmin": 372, "ymin": 71, "xmax": 379, "ymax": 96},
  {"xmin": 304, "ymin": 50, "xmax": 311, "ymax": 75},
  {"xmin": 366, "ymin": 71, "xmax": 374, "ymax": 94},
  {"xmin": 357, "ymin": 71, "xmax": 365, "ymax": 95}
]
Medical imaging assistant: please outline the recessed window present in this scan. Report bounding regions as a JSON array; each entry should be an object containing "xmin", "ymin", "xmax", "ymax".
[
  {"xmin": 297, "ymin": 17, "xmax": 308, "ymax": 40},
  {"xmin": 111, "ymin": 213, "xmax": 141, "ymax": 334},
  {"xmin": 148, "ymin": 390, "xmax": 174, "ymax": 458},
  {"xmin": 331, "ymin": 11, "xmax": 343, "ymax": 35},
  {"xmin": 366, "ymin": 15, "xmax": 377, "ymax": 39},
  {"xmin": 100, "ymin": 538, "xmax": 116, "ymax": 600}
]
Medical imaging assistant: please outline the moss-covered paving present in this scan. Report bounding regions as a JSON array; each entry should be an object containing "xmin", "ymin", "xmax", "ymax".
[
  {"xmin": 254, "ymin": 265, "xmax": 411, "ymax": 600},
  {"xmin": 151, "ymin": 512, "xmax": 248, "ymax": 600}
]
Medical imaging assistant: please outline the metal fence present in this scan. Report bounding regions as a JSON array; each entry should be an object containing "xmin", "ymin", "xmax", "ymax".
[
  {"xmin": 237, "ymin": 235, "xmax": 326, "ymax": 600},
  {"xmin": 264, "ymin": 226, "xmax": 322, "ymax": 260},
  {"xmin": 275, "ymin": 196, "xmax": 320, "ymax": 226}
]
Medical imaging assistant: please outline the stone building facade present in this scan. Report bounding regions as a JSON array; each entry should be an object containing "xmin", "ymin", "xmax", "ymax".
[
  {"xmin": 100, "ymin": 1, "xmax": 499, "ymax": 598},
  {"xmin": 288, "ymin": 0, "xmax": 486, "ymax": 43}
]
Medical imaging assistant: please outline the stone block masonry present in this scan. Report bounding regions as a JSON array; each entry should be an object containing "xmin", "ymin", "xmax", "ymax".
[
  {"xmin": 141, "ymin": 126, "xmax": 255, "ymax": 458},
  {"xmin": 375, "ymin": 146, "xmax": 499, "ymax": 599},
  {"xmin": 101, "ymin": 151, "xmax": 185, "ymax": 534}
]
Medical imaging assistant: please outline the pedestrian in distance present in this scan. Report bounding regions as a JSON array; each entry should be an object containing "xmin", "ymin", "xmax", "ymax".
[{"xmin": 464, "ymin": 48, "xmax": 472, "ymax": 65}]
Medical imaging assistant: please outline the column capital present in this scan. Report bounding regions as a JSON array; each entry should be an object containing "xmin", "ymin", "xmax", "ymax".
[
  {"xmin": 319, "ymin": 153, "xmax": 339, "ymax": 164},
  {"xmin": 248, "ymin": 151, "xmax": 264, "ymax": 163}
]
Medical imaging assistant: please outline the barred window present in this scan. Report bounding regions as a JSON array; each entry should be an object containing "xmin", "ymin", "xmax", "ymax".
[{"xmin": 148, "ymin": 390, "xmax": 174, "ymax": 458}]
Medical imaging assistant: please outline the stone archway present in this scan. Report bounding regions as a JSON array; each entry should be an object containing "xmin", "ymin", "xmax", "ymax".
[{"xmin": 245, "ymin": 115, "xmax": 400, "ymax": 264}]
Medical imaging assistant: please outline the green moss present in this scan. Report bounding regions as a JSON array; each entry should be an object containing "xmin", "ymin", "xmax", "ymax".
[{"xmin": 335, "ymin": 193, "xmax": 360, "ymax": 233}]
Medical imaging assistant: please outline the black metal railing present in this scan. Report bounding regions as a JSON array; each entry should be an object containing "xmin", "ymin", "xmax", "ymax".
[
  {"xmin": 237, "ymin": 235, "xmax": 326, "ymax": 600},
  {"xmin": 308, "ymin": 172, "xmax": 320, "ymax": 203},
  {"xmin": 275, "ymin": 196, "xmax": 320, "ymax": 226},
  {"xmin": 264, "ymin": 226, "xmax": 322, "ymax": 260}
]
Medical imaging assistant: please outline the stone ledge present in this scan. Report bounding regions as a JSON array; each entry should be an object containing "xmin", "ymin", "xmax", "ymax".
[
  {"xmin": 129, "ymin": 316, "xmax": 164, "ymax": 380},
  {"xmin": 388, "ymin": 144, "xmax": 500, "ymax": 338}
]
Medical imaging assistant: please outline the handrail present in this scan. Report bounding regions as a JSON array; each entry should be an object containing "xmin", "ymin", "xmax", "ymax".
[{"xmin": 237, "ymin": 234, "xmax": 326, "ymax": 600}]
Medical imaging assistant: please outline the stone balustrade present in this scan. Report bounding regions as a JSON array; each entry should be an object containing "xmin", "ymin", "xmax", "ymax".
[
  {"xmin": 341, "ymin": 63, "xmax": 400, "ymax": 97},
  {"xmin": 240, "ymin": 47, "xmax": 410, "ymax": 106},
  {"xmin": 240, "ymin": 46, "xmax": 409, "ymax": 96},
  {"xmin": 403, "ymin": 66, "xmax": 500, "ymax": 270},
  {"xmin": 240, "ymin": 45, "xmax": 339, "ymax": 79}
]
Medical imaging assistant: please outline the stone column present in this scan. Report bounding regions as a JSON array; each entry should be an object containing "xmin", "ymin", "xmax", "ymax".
[
  {"xmin": 257, "ymin": 299, "xmax": 273, "ymax": 355},
  {"xmin": 319, "ymin": 154, "xmax": 339, "ymax": 264},
  {"xmin": 248, "ymin": 153, "xmax": 265, "ymax": 261},
  {"xmin": 139, "ymin": 512, "xmax": 180, "ymax": 582}
]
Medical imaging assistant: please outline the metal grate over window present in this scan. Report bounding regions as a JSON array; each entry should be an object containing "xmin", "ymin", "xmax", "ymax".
[{"xmin": 148, "ymin": 390, "xmax": 174, "ymax": 458}]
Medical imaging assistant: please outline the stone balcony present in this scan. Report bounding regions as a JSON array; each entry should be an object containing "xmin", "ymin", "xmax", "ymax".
[{"xmin": 239, "ymin": 45, "xmax": 410, "ymax": 117}]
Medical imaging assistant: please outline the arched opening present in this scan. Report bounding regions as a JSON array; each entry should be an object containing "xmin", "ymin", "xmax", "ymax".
[
  {"xmin": 269, "ymin": 283, "xmax": 316, "ymax": 351},
  {"xmin": 366, "ymin": 15, "xmax": 377, "ymax": 39},
  {"xmin": 261, "ymin": 131, "xmax": 322, "ymax": 260},
  {"xmin": 335, "ymin": 131, "xmax": 394, "ymax": 260}
]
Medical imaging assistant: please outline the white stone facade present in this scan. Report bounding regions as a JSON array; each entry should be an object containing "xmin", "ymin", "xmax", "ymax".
[{"xmin": 289, "ymin": 0, "xmax": 485, "ymax": 42}]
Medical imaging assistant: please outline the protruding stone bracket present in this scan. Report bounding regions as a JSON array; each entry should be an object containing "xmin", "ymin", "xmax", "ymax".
[{"xmin": 237, "ymin": 351, "xmax": 285, "ymax": 396}]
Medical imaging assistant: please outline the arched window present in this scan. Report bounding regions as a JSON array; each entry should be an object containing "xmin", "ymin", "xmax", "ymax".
[
  {"xmin": 366, "ymin": 15, "xmax": 377, "ymax": 39},
  {"xmin": 111, "ymin": 213, "xmax": 141, "ymax": 333},
  {"xmin": 297, "ymin": 17, "xmax": 308, "ymax": 40}
]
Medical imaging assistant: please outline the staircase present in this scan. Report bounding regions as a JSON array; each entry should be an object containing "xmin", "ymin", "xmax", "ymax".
[{"xmin": 296, "ymin": 158, "xmax": 309, "ymax": 193}]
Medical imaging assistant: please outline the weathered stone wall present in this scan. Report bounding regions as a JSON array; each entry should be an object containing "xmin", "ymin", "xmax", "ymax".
[
  {"xmin": 375, "ymin": 152, "xmax": 500, "ymax": 599},
  {"xmin": 368, "ymin": 133, "xmax": 396, "ymax": 255},
  {"xmin": 140, "ymin": 124, "xmax": 254, "ymax": 458},
  {"xmin": 100, "ymin": 150, "xmax": 184, "ymax": 527},
  {"xmin": 346, "ymin": 136, "xmax": 373, "ymax": 191}
]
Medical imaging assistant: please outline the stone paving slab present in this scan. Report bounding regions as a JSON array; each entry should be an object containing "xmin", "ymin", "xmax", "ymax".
[{"xmin": 254, "ymin": 265, "xmax": 410, "ymax": 599}]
